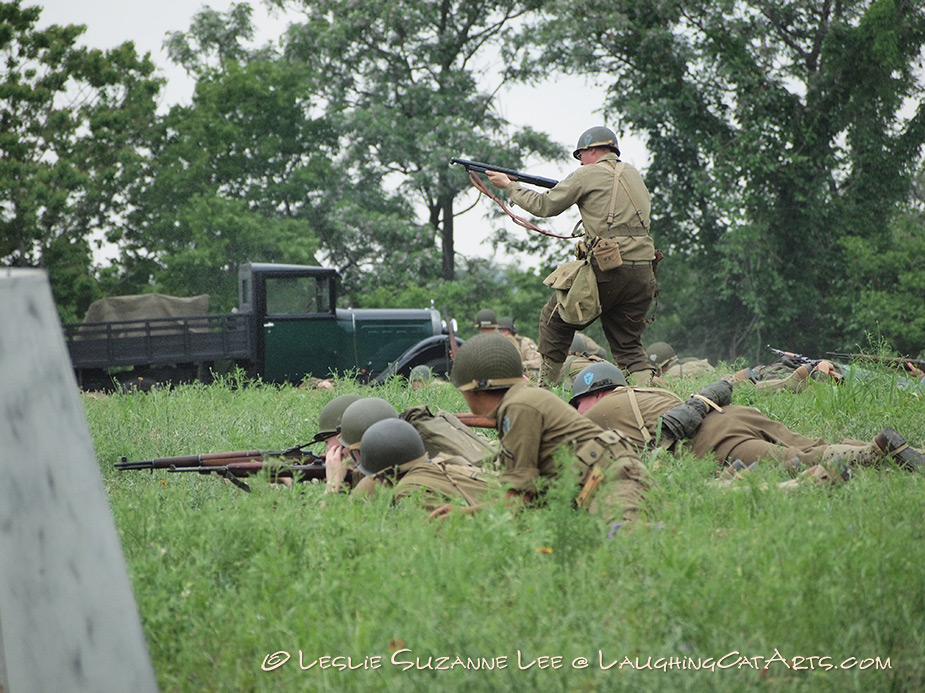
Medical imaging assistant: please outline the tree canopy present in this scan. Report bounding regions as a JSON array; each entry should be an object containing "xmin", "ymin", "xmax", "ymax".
[
  {"xmin": 0, "ymin": 0, "xmax": 162, "ymax": 320},
  {"xmin": 533, "ymin": 0, "xmax": 925, "ymax": 360}
]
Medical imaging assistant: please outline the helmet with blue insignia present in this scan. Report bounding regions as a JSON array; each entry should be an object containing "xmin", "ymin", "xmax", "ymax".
[{"xmin": 568, "ymin": 362, "xmax": 627, "ymax": 407}]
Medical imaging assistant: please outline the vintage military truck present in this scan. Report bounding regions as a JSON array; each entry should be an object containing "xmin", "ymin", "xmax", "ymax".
[{"xmin": 63, "ymin": 263, "xmax": 460, "ymax": 390}]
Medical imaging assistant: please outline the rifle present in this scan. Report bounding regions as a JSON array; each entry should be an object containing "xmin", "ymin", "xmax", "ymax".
[
  {"xmin": 115, "ymin": 443, "xmax": 323, "ymax": 472},
  {"xmin": 450, "ymin": 158, "xmax": 559, "ymax": 190},
  {"xmin": 455, "ymin": 413, "xmax": 497, "ymax": 429},
  {"xmin": 766, "ymin": 346, "xmax": 825, "ymax": 369},
  {"xmin": 167, "ymin": 461, "xmax": 326, "ymax": 492},
  {"xmin": 443, "ymin": 304, "xmax": 459, "ymax": 360},
  {"xmin": 826, "ymin": 353, "xmax": 925, "ymax": 372}
]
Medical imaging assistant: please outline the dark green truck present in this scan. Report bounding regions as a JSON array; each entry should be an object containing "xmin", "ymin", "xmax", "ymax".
[{"xmin": 64, "ymin": 263, "xmax": 460, "ymax": 390}]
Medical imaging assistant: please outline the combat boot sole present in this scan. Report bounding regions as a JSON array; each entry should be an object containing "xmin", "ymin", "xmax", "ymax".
[{"xmin": 874, "ymin": 427, "xmax": 925, "ymax": 471}]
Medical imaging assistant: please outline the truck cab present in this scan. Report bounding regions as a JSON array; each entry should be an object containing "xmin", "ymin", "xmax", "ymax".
[{"xmin": 240, "ymin": 263, "xmax": 445, "ymax": 382}]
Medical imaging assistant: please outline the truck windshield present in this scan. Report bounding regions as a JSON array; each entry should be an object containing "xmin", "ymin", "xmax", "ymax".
[{"xmin": 265, "ymin": 276, "xmax": 331, "ymax": 315}]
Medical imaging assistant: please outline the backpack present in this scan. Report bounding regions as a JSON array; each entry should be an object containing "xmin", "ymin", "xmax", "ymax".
[{"xmin": 401, "ymin": 405, "xmax": 497, "ymax": 467}]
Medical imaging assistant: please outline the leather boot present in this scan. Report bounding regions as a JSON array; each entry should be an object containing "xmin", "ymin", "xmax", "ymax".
[
  {"xmin": 873, "ymin": 427, "xmax": 925, "ymax": 470},
  {"xmin": 627, "ymin": 369, "xmax": 655, "ymax": 386},
  {"xmin": 539, "ymin": 356, "xmax": 565, "ymax": 388}
]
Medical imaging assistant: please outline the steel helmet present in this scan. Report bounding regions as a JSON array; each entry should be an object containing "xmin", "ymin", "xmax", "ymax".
[
  {"xmin": 474, "ymin": 308, "xmax": 498, "ymax": 329},
  {"xmin": 568, "ymin": 362, "xmax": 627, "ymax": 407},
  {"xmin": 312, "ymin": 393, "xmax": 363, "ymax": 442},
  {"xmin": 573, "ymin": 126, "xmax": 621, "ymax": 160},
  {"xmin": 409, "ymin": 364, "xmax": 434, "ymax": 383},
  {"xmin": 570, "ymin": 333, "xmax": 587, "ymax": 354},
  {"xmin": 338, "ymin": 397, "xmax": 399, "ymax": 450},
  {"xmin": 450, "ymin": 332, "xmax": 523, "ymax": 391},
  {"xmin": 357, "ymin": 418, "xmax": 427, "ymax": 476},
  {"xmin": 497, "ymin": 316, "xmax": 516, "ymax": 334},
  {"xmin": 647, "ymin": 342, "xmax": 677, "ymax": 371}
]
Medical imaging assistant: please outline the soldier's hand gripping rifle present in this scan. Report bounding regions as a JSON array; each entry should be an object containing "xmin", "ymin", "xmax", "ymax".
[
  {"xmin": 115, "ymin": 443, "xmax": 323, "ymax": 472},
  {"xmin": 450, "ymin": 158, "xmax": 576, "ymax": 240},
  {"xmin": 167, "ymin": 460, "xmax": 327, "ymax": 493}
]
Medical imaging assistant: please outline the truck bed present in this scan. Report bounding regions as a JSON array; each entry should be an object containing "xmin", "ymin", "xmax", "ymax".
[{"xmin": 64, "ymin": 313, "xmax": 253, "ymax": 369}]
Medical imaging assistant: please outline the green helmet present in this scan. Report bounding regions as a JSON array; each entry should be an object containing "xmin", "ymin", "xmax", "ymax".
[
  {"xmin": 409, "ymin": 364, "xmax": 434, "ymax": 383},
  {"xmin": 573, "ymin": 126, "xmax": 621, "ymax": 160},
  {"xmin": 451, "ymin": 332, "xmax": 523, "ymax": 391},
  {"xmin": 474, "ymin": 308, "xmax": 498, "ymax": 329},
  {"xmin": 568, "ymin": 362, "xmax": 627, "ymax": 407},
  {"xmin": 497, "ymin": 316, "xmax": 516, "ymax": 334},
  {"xmin": 570, "ymin": 333, "xmax": 587, "ymax": 354},
  {"xmin": 312, "ymin": 393, "xmax": 363, "ymax": 442},
  {"xmin": 647, "ymin": 342, "xmax": 677, "ymax": 371},
  {"xmin": 357, "ymin": 418, "xmax": 427, "ymax": 476},
  {"xmin": 338, "ymin": 397, "xmax": 399, "ymax": 450}
]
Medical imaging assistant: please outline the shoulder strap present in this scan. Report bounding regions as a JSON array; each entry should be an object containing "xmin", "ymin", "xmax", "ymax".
[
  {"xmin": 624, "ymin": 387, "xmax": 651, "ymax": 444},
  {"xmin": 605, "ymin": 161, "xmax": 626, "ymax": 233}
]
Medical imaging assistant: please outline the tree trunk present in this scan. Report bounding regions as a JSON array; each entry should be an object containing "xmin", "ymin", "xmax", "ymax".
[{"xmin": 441, "ymin": 194, "xmax": 455, "ymax": 280}]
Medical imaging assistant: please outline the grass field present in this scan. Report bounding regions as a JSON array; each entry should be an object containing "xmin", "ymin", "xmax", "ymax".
[{"xmin": 84, "ymin": 366, "xmax": 925, "ymax": 692}]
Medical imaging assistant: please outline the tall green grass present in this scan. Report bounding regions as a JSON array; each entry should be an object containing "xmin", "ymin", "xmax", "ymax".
[{"xmin": 84, "ymin": 368, "xmax": 925, "ymax": 692}]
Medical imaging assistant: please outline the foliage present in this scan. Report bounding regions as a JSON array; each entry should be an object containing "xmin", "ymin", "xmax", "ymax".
[
  {"xmin": 0, "ymin": 0, "xmax": 162, "ymax": 320},
  {"xmin": 274, "ymin": 0, "xmax": 565, "ymax": 280},
  {"xmin": 84, "ymin": 370, "xmax": 925, "ymax": 692},
  {"xmin": 532, "ymin": 0, "xmax": 925, "ymax": 363}
]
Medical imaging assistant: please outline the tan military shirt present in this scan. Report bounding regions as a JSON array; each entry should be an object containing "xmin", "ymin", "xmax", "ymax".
[
  {"xmin": 353, "ymin": 455, "xmax": 496, "ymax": 510},
  {"xmin": 662, "ymin": 359, "xmax": 716, "ymax": 378},
  {"xmin": 507, "ymin": 152, "xmax": 655, "ymax": 262},
  {"xmin": 583, "ymin": 387, "xmax": 683, "ymax": 449},
  {"xmin": 506, "ymin": 333, "xmax": 541, "ymax": 375},
  {"xmin": 490, "ymin": 382, "xmax": 635, "ymax": 492}
]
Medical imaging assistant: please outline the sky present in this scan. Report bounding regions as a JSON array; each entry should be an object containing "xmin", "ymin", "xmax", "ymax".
[{"xmin": 35, "ymin": 0, "xmax": 650, "ymax": 265}]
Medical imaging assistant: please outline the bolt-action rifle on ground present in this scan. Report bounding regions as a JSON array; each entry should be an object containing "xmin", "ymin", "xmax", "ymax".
[{"xmin": 115, "ymin": 444, "xmax": 325, "ymax": 491}]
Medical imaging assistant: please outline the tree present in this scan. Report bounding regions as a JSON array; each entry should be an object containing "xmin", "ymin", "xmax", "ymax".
[
  {"xmin": 115, "ymin": 3, "xmax": 445, "ymax": 307},
  {"xmin": 0, "ymin": 0, "xmax": 162, "ymax": 320},
  {"xmin": 273, "ymin": 0, "xmax": 563, "ymax": 281},
  {"xmin": 534, "ymin": 0, "xmax": 925, "ymax": 362}
]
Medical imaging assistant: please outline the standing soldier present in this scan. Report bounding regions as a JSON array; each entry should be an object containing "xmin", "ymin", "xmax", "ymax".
[
  {"xmin": 485, "ymin": 126, "xmax": 659, "ymax": 388},
  {"xmin": 497, "ymin": 316, "xmax": 541, "ymax": 380},
  {"xmin": 440, "ymin": 333, "xmax": 651, "ymax": 524}
]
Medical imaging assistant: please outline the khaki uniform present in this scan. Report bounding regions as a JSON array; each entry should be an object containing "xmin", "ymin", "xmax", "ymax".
[
  {"xmin": 505, "ymin": 333, "xmax": 541, "ymax": 378},
  {"xmin": 353, "ymin": 455, "xmax": 496, "ymax": 511},
  {"xmin": 584, "ymin": 386, "xmax": 867, "ymax": 469},
  {"xmin": 562, "ymin": 352, "xmax": 610, "ymax": 389},
  {"xmin": 508, "ymin": 152, "xmax": 657, "ymax": 375},
  {"xmin": 663, "ymin": 358, "xmax": 715, "ymax": 378},
  {"xmin": 489, "ymin": 381, "xmax": 650, "ymax": 522}
]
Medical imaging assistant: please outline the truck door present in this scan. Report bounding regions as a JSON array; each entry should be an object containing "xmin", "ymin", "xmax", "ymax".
[{"xmin": 261, "ymin": 273, "xmax": 343, "ymax": 383}]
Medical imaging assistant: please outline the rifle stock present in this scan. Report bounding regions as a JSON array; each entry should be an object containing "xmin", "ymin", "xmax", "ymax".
[
  {"xmin": 116, "ymin": 444, "xmax": 322, "ymax": 471},
  {"xmin": 455, "ymin": 412, "xmax": 497, "ymax": 428},
  {"xmin": 443, "ymin": 304, "xmax": 459, "ymax": 360},
  {"xmin": 450, "ymin": 158, "xmax": 558, "ymax": 190}
]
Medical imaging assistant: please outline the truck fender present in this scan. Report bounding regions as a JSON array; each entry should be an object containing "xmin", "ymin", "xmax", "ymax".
[{"xmin": 373, "ymin": 335, "xmax": 464, "ymax": 383}]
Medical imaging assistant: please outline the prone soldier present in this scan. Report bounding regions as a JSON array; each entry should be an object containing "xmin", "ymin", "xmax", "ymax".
[
  {"xmin": 569, "ymin": 362, "xmax": 924, "ymax": 480},
  {"xmin": 439, "ymin": 333, "xmax": 651, "ymax": 524}
]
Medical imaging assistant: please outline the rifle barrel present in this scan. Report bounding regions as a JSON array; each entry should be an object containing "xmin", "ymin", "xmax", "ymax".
[
  {"xmin": 450, "ymin": 158, "xmax": 558, "ymax": 189},
  {"xmin": 115, "ymin": 447, "xmax": 321, "ymax": 471}
]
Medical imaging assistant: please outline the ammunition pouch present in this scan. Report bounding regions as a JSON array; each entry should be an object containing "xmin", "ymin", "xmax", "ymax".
[{"xmin": 543, "ymin": 258, "xmax": 601, "ymax": 325}]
